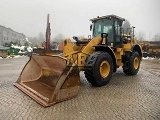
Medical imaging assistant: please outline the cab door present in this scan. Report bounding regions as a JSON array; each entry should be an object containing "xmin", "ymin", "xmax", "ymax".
[{"xmin": 113, "ymin": 20, "xmax": 123, "ymax": 47}]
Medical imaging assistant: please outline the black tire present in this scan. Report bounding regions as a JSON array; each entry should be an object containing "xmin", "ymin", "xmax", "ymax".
[
  {"xmin": 123, "ymin": 52, "xmax": 140, "ymax": 75},
  {"xmin": 84, "ymin": 51, "xmax": 113, "ymax": 86}
]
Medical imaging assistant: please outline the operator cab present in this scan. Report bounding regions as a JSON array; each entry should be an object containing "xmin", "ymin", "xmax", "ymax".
[{"xmin": 90, "ymin": 15, "xmax": 129, "ymax": 47}]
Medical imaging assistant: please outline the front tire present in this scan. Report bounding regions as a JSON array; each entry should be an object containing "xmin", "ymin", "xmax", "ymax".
[
  {"xmin": 123, "ymin": 52, "xmax": 140, "ymax": 75},
  {"xmin": 84, "ymin": 52, "xmax": 113, "ymax": 86}
]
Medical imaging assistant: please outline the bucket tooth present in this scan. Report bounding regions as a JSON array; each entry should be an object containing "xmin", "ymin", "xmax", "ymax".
[{"xmin": 14, "ymin": 55, "xmax": 80, "ymax": 107}]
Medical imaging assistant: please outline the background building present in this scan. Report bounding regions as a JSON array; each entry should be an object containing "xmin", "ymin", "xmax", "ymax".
[{"xmin": 0, "ymin": 25, "xmax": 26, "ymax": 46}]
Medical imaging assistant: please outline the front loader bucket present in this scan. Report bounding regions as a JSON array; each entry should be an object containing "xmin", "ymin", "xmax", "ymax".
[{"xmin": 14, "ymin": 55, "xmax": 80, "ymax": 107}]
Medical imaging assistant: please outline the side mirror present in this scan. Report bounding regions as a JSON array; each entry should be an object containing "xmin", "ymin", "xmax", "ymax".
[{"xmin": 90, "ymin": 24, "xmax": 92, "ymax": 31}]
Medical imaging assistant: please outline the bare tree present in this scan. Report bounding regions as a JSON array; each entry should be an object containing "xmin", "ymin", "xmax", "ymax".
[
  {"xmin": 152, "ymin": 34, "xmax": 160, "ymax": 41},
  {"xmin": 38, "ymin": 32, "xmax": 45, "ymax": 44},
  {"xmin": 136, "ymin": 32, "xmax": 146, "ymax": 41},
  {"xmin": 27, "ymin": 32, "xmax": 45, "ymax": 46},
  {"xmin": 28, "ymin": 37, "xmax": 38, "ymax": 46},
  {"xmin": 53, "ymin": 33, "xmax": 65, "ymax": 43}
]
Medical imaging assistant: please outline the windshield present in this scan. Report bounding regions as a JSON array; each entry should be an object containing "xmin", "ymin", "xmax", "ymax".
[{"xmin": 93, "ymin": 18, "xmax": 112, "ymax": 38}]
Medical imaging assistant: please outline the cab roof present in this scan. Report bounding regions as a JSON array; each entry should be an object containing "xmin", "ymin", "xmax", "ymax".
[{"xmin": 90, "ymin": 14, "xmax": 125, "ymax": 22}]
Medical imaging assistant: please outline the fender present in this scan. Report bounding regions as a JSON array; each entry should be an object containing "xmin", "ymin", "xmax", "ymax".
[
  {"xmin": 132, "ymin": 44, "xmax": 143, "ymax": 60},
  {"xmin": 94, "ymin": 46, "xmax": 117, "ymax": 72}
]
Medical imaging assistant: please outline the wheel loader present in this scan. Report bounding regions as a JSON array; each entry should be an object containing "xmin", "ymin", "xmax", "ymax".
[
  {"xmin": 14, "ymin": 14, "xmax": 142, "ymax": 107},
  {"xmin": 140, "ymin": 41, "xmax": 160, "ymax": 58}
]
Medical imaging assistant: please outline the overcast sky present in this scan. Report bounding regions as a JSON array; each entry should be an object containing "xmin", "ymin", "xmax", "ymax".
[{"xmin": 0, "ymin": 0, "xmax": 160, "ymax": 40}]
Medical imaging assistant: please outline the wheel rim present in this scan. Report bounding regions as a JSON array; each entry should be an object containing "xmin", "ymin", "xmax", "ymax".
[
  {"xmin": 100, "ymin": 61, "xmax": 110, "ymax": 78},
  {"xmin": 133, "ymin": 57, "xmax": 139, "ymax": 69}
]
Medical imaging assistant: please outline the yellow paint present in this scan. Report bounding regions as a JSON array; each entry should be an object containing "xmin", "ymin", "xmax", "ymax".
[
  {"xmin": 123, "ymin": 43, "xmax": 132, "ymax": 51},
  {"xmin": 63, "ymin": 37, "xmax": 103, "ymax": 70},
  {"xmin": 62, "ymin": 35, "xmax": 141, "ymax": 71},
  {"xmin": 115, "ymin": 48, "xmax": 123, "ymax": 66},
  {"xmin": 133, "ymin": 57, "xmax": 139, "ymax": 69},
  {"xmin": 100, "ymin": 61, "xmax": 110, "ymax": 78}
]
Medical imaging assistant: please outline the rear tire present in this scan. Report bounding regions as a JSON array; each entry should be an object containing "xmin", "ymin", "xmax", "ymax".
[
  {"xmin": 123, "ymin": 52, "xmax": 140, "ymax": 75},
  {"xmin": 84, "ymin": 51, "xmax": 113, "ymax": 86}
]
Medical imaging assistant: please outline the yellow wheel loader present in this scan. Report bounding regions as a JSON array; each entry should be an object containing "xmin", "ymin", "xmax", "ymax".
[{"xmin": 14, "ymin": 14, "xmax": 142, "ymax": 107}]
